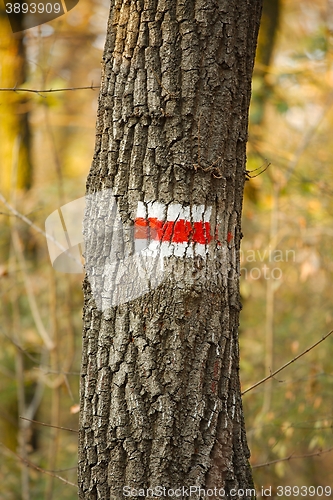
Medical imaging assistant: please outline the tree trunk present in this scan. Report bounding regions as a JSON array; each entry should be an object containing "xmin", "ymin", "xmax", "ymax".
[
  {"xmin": 78, "ymin": 1, "xmax": 262, "ymax": 499},
  {"xmin": 251, "ymin": 0, "xmax": 280, "ymax": 125},
  {"xmin": 0, "ymin": 7, "xmax": 33, "ymax": 190}
]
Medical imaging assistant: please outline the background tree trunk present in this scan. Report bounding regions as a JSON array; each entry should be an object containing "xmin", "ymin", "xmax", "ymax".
[
  {"xmin": 78, "ymin": 0, "xmax": 262, "ymax": 498},
  {"xmin": 251, "ymin": 0, "xmax": 280, "ymax": 125},
  {"xmin": 0, "ymin": 7, "xmax": 33, "ymax": 191}
]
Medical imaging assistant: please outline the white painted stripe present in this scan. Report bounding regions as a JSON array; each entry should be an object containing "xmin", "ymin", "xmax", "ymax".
[
  {"xmin": 167, "ymin": 204, "xmax": 191, "ymax": 221},
  {"xmin": 140, "ymin": 241, "xmax": 209, "ymax": 259},
  {"xmin": 136, "ymin": 201, "xmax": 147, "ymax": 219},
  {"xmin": 147, "ymin": 201, "xmax": 166, "ymax": 220},
  {"xmin": 190, "ymin": 205, "xmax": 204, "ymax": 222},
  {"xmin": 137, "ymin": 201, "xmax": 167, "ymax": 220},
  {"xmin": 166, "ymin": 203, "xmax": 182, "ymax": 221},
  {"xmin": 137, "ymin": 202, "xmax": 211, "ymax": 223},
  {"xmin": 191, "ymin": 205, "xmax": 212, "ymax": 222}
]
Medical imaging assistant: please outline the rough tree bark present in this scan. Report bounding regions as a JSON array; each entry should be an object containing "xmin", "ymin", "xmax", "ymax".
[{"xmin": 78, "ymin": 0, "xmax": 262, "ymax": 499}]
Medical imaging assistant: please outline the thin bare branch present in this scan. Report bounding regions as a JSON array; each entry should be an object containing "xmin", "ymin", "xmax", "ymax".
[
  {"xmin": 20, "ymin": 416, "xmax": 78, "ymax": 433},
  {"xmin": 34, "ymin": 366, "xmax": 80, "ymax": 375},
  {"xmin": 0, "ymin": 326, "xmax": 41, "ymax": 364},
  {"xmin": 252, "ymin": 446, "xmax": 333, "ymax": 469},
  {"xmin": 246, "ymin": 161, "xmax": 271, "ymax": 179},
  {"xmin": 0, "ymin": 443, "xmax": 78, "ymax": 488},
  {"xmin": 0, "ymin": 85, "xmax": 99, "ymax": 94},
  {"xmin": 46, "ymin": 466, "xmax": 77, "ymax": 473},
  {"xmin": 246, "ymin": 159, "xmax": 270, "ymax": 174},
  {"xmin": 242, "ymin": 329, "xmax": 333, "ymax": 395},
  {"xmin": 0, "ymin": 211, "xmax": 16, "ymax": 216},
  {"xmin": 11, "ymin": 229, "xmax": 54, "ymax": 350},
  {"xmin": 0, "ymin": 191, "xmax": 82, "ymax": 269}
]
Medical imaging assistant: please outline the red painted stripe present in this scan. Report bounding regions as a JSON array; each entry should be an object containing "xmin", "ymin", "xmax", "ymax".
[
  {"xmin": 134, "ymin": 218, "xmax": 149, "ymax": 239},
  {"xmin": 227, "ymin": 231, "xmax": 233, "ymax": 243},
  {"xmin": 193, "ymin": 221, "xmax": 212, "ymax": 244},
  {"xmin": 134, "ymin": 218, "xmax": 213, "ymax": 244}
]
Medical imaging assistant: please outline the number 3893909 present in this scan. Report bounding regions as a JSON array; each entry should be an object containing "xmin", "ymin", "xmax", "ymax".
[{"xmin": 5, "ymin": 3, "xmax": 61, "ymax": 14}]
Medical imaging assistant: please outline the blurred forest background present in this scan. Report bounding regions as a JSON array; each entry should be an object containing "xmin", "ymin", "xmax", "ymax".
[{"xmin": 0, "ymin": 0, "xmax": 333, "ymax": 498}]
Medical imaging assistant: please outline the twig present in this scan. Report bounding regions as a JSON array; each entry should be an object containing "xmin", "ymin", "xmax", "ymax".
[
  {"xmin": 19, "ymin": 416, "xmax": 78, "ymax": 433},
  {"xmin": 0, "ymin": 85, "xmax": 99, "ymax": 94},
  {"xmin": 34, "ymin": 366, "xmax": 80, "ymax": 375},
  {"xmin": 246, "ymin": 161, "xmax": 271, "ymax": 179},
  {"xmin": 242, "ymin": 329, "xmax": 333, "ymax": 395},
  {"xmin": 0, "ymin": 191, "xmax": 63, "ymax": 246},
  {"xmin": 46, "ymin": 466, "xmax": 77, "ymax": 473},
  {"xmin": 0, "ymin": 328, "xmax": 80, "ymax": 375},
  {"xmin": 285, "ymin": 94, "xmax": 333, "ymax": 183},
  {"xmin": 0, "ymin": 191, "xmax": 82, "ymax": 269},
  {"xmin": 247, "ymin": 159, "xmax": 270, "ymax": 174},
  {"xmin": 0, "ymin": 443, "xmax": 77, "ymax": 488},
  {"xmin": 0, "ymin": 325, "xmax": 41, "ymax": 364},
  {"xmin": 11, "ymin": 229, "xmax": 54, "ymax": 350},
  {"xmin": 252, "ymin": 446, "xmax": 333, "ymax": 469},
  {"xmin": 22, "ymin": 355, "xmax": 45, "ymax": 431}
]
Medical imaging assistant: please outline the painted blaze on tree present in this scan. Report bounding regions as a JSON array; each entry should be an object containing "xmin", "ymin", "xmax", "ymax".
[{"xmin": 78, "ymin": 0, "xmax": 262, "ymax": 499}]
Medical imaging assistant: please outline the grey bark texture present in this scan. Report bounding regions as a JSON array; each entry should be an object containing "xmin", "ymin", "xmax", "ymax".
[{"xmin": 78, "ymin": 0, "xmax": 262, "ymax": 499}]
